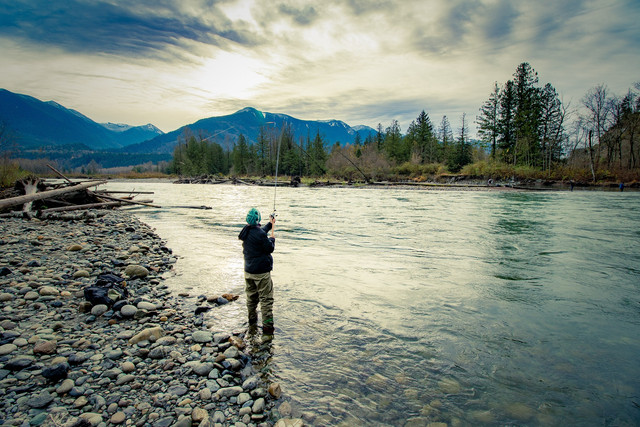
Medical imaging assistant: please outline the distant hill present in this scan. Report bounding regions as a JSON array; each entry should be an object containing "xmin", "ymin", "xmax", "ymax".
[
  {"xmin": 0, "ymin": 89, "xmax": 163, "ymax": 150},
  {"xmin": 125, "ymin": 107, "xmax": 376, "ymax": 154},
  {"xmin": 0, "ymin": 89, "xmax": 376, "ymax": 168}
]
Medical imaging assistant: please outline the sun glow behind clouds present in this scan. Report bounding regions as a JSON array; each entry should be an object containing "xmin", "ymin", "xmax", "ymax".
[{"xmin": 185, "ymin": 50, "xmax": 270, "ymax": 100}]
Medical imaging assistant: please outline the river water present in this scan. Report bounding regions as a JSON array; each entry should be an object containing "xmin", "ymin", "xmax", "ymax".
[{"xmin": 107, "ymin": 181, "xmax": 640, "ymax": 426}]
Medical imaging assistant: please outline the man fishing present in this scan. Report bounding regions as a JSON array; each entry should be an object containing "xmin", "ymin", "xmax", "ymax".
[{"xmin": 238, "ymin": 208, "xmax": 276, "ymax": 334}]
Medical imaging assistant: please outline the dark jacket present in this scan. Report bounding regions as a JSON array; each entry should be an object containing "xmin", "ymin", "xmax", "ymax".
[{"xmin": 238, "ymin": 222, "xmax": 275, "ymax": 274}]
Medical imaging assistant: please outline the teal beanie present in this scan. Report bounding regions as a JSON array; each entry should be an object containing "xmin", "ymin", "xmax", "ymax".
[{"xmin": 246, "ymin": 208, "xmax": 261, "ymax": 225}]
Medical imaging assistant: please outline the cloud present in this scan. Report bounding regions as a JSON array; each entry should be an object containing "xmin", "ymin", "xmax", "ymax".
[{"xmin": 0, "ymin": 0, "xmax": 261, "ymax": 59}]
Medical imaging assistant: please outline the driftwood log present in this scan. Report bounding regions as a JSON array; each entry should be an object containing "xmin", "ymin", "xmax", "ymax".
[{"xmin": 0, "ymin": 180, "xmax": 107, "ymax": 211}]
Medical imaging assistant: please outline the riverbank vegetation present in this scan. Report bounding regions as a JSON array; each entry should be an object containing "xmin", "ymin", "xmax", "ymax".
[{"xmin": 2, "ymin": 62, "xmax": 638, "ymax": 188}]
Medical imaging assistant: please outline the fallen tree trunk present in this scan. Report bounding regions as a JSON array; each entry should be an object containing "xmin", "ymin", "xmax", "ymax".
[
  {"xmin": 92, "ymin": 193, "xmax": 160, "ymax": 208},
  {"xmin": 0, "ymin": 180, "xmax": 107, "ymax": 211},
  {"xmin": 38, "ymin": 199, "xmax": 155, "ymax": 214}
]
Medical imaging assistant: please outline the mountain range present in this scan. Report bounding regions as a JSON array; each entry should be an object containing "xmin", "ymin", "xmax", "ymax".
[
  {"xmin": 0, "ymin": 89, "xmax": 163, "ymax": 150},
  {"xmin": 0, "ymin": 89, "xmax": 376, "ymax": 167}
]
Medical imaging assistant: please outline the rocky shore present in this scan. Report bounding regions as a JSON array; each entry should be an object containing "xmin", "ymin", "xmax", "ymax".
[{"xmin": 0, "ymin": 210, "xmax": 298, "ymax": 427}]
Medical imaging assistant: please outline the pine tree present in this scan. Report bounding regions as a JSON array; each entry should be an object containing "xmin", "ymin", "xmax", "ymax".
[
  {"xmin": 438, "ymin": 116, "xmax": 454, "ymax": 164},
  {"xmin": 477, "ymin": 82, "xmax": 501, "ymax": 160},
  {"xmin": 447, "ymin": 113, "xmax": 472, "ymax": 172},
  {"xmin": 513, "ymin": 62, "xmax": 541, "ymax": 166},
  {"xmin": 407, "ymin": 110, "xmax": 437, "ymax": 163},
  {"xmin": 232, "ymin": 134, "xmax": 250, "ymax": 175},
  {"xmin": 498, "ymin": 80, "xmax": 517, "ymax": 164}
]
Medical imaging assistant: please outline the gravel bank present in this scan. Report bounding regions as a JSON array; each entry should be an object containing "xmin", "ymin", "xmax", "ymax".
[{"xmin": 0, "ymin": 210, "xmax": 296, "ymax": 427}]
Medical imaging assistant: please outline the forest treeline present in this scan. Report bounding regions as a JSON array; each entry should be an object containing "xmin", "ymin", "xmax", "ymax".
[
  {"xmin": 169, "ymin": 62, "xmax": 640, "ymax": 183},
  {"xmin": 2, "ymin": 62, "xmax": 639, "ymax": 187}
]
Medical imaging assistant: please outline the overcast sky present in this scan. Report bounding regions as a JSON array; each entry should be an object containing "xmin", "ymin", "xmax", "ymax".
[{"xmin": 1, "ymin": 0, "xmax": 639, "ymax": 135}]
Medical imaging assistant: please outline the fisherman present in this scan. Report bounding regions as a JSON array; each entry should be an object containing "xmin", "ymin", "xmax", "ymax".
[{"xmin": 238, "ymin": 208, "xmax": 276, "ymax": 334}]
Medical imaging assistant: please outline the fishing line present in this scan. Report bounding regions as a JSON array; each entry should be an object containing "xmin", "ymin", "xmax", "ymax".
[{"xmin": 272, "ymin": 125, "xmax": 283, "ymax": 218}]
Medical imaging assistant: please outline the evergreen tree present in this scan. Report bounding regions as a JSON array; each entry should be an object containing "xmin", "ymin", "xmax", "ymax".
[
  {"xmin": 232, "ymin": 134, "xmax": 250, "ymax": 175},
  {"xmin": 447, "ymin": 113, "xmax": 473, "ymax": 172},
  {"xmin": 308, "ymin": 130, "xmax": 327, "ymax": 176},
  {"xmin": 538, "ymin": 83, "xmax": 566, "ymax": 172},
  {"xmin": 407, "ymin": 110, "xmax": 437, "ymax": 163},
  {"xmin": 477, "ymin": 82, "xmax": 501, "ymax": 160},
  {"xmin": 438, "ymin": 116, "xmax": 454, "ymax": 164},
  {"xmin": 498, "ymin": 80, "xmax": 517, "ymax": 164},
  {"xmin": 376, "ymin": 123, "xmax": 385, "ymax": 151},
  {"xmin": 513, "ymin": 62, "xmax": 542, "ymax": 166},
  {"xmin": 383, "ymin": 120, "xmax": 405, "ymax": 162}
]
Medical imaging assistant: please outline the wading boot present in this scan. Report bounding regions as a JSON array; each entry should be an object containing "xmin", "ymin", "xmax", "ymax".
[{"xmin": 262, "ymin": 324, "xmax": 274, "ymax": 335}]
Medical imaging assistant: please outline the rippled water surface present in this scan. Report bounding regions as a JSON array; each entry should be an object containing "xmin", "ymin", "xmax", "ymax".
[{"xmin": 107, "ymin": 181, "xmax": 640, "ymax": 426}]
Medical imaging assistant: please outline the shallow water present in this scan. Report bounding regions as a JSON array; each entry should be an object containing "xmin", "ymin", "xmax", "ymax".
[{"xmin": 107, "ymin": 181, "xmax": 640, "ymax": 426}]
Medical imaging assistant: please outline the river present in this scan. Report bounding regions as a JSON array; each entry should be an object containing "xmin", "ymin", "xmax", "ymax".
[{"xmin": 106, "ymin": 180, "xmax": 640, "ymax": 426}]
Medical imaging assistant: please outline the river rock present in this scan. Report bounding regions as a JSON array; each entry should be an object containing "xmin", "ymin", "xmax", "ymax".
[
  {"xmin": 275, "ymin": 420, "xmax": 304, "ymax": 427},
  {"xmin": 167, "ymin": 385, "xmax": 189, "ymax": 397},
  {"xmin": 42, "ymin": 362, "xmax": 69, "ymax": 382},
  {"xmin": 216, "ymin": 386, "xmax": 243, "ymax": 398},
  {"xmin": 252, "ymin": 397, "xmax": 265, "ymax": 413},
  {"xmin": 212, "ymin": 411, "xmax": 225, "ymax": 423},
  {"xmin": 67, "ymin": 244, "xmax": 83, "ymax": 251},
  {"xmin": 124, "ymin": 264, "xmax": 149, "ymax": 278},
  {"xmin": 111, "ymin": 412, "xmax": 127, "ymax": 424},
  {"xmin": 137, "ymin": 301, "xmax": 156, "ymax": 310},
  {"xmin": 120, "ymin": 304, "xmax": 138, "ymax": 317},
  {"xmin": 73, "ymin": 269, "xmax": 90, "ymax": 278},
  {"xmin": 121, "ymin": 361, "xmax": 135, "ymax": 373},
  {"xmin": 33, "ymin": 340, "xmax": 57, "ymax": 355},
  {"xmin": 192, "ymin": 407, "xmax": 208, "ymax": 423},
  {"xmin": 192, "ymin": 330, "xmax": 213, "ymax": 343},
  {"xmin": 223, "ymin": 345, "xmax": 239, "ymax": 359},
  {"xmin": 278, "ymin": 401, "xmax": 292, "ymax": 417},
  {"xmin": 128, "ymin": 326, "xmax": 165, "ymax": 344},
  {"xmin": 38, "ymin": 286, "xmax": 60, "ymax": 296},
  {"xmin": 190, "ymin": 362, "xmax": 214, "ymax": 376},
  {"xmin": 24, "ymin": 291, "xmax": 39, "ymax": 300},
  {"xmin": 0, "ymin": 292, "xmax": 14, "ymax": 301},
  {"xmin": 0, "ymin": 343, "xmax": 18, "ymax": 356},
  {"xmin": 268, "ymin": 382, "xmax": 282, "ymax": 399},
  {"xmin": 27, "ymin": 390, "xmax": 54, "ymax": 408},
  {"xmin": 91, "ymin": 304, "xmax": 109, "ymax": 316},
  {"xmin": 56, "ymin": 378, "xmax": 75, "ymax": 394}
]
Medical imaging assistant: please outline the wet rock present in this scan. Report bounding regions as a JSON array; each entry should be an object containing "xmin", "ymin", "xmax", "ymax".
[
  {"xmin": 56, "ymin": 378, "xmax": 75, "ymax": 394},
  {"xmin": 124, "ymin": 264, "xmax": 149, "ymax": 278},
  {"xmin": 275, "ymin": 420, "xmax": 304, "ymax": 427},
  {"xmin": 91, "ymin": 304, "xmax": 109, "ymax": 316},
  {"xmin": 137, "ymin": 301, "xmax": 156, "ymax": 310},
  {"xmin": 268, "ymin": 382, "xmax": 282, "ymax": 399},
  {"xmin": 0, "ymin": 343, "xmax": 18, "ymax": 356},
  {"xmin": 129, "ymin": 326, "xmax": 165, "ymax": 345},
  {"xmin": 192, "ymin": 330, "xmax": 213, "ymax": 343},
  {"xmin": 216, "ymin": 386, "xmax": 243, "ymax": 398},
  {"xmin": 111, "ymin": 412, "xmax": 127, "ymax": 424},
  {"xmin": 27, "ymin": 390, "xmax": 54, "ymax": 408},
  {"xmin": 38, "ymin": 286, "xmax": 60, "ymax": 296},
  {"xmin": 42, "ymin": 362, "xmax": 69, "ymax": 382},
  {"xmin": 33, "ymin": 339, "xmax": 58, "ymax": 355}
]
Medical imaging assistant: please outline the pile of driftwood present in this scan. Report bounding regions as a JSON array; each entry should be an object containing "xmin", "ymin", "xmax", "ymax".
[
  {"xmin": 174, "ymin": 175, "xmax": 303, "ymax": 187},
  {"xmin": 0, "ymin": 166, "xmax": 157, "ymax": 220}
]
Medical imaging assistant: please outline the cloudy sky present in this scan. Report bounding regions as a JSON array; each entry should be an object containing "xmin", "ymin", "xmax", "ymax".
[{"xmin": 1, "ymin": 0, "xmax": 639, "ymax": 135}]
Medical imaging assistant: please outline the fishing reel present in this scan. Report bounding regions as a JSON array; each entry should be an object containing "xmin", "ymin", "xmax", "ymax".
[{"xmin": 269, "ymin": 211, "xmax": 277, "ymax": 220}]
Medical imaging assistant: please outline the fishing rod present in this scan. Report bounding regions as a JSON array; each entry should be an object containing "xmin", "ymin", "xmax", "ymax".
[{"xmin": 271, "ymin": 124, "xmax": 283, "ymax": 220}]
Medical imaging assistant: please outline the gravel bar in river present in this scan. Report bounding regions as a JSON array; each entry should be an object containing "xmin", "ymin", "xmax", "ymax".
[{"xmin": 0, "ymin": 210, "xmax": 297, "ymax": 427}]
